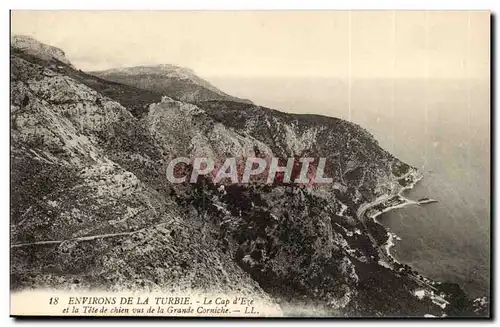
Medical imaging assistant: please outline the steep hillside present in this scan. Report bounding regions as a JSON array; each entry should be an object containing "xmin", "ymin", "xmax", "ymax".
[
  {"xmin": 11, "ymin": 47, "xmax": 162, "ymax": 118},
  {"xmin": 10, "ymin": 50, "xmax": 281, "ymax": 312},
  {"xmin": 90, "ymin": 65, "xmax": 252, "ymax": 104},
  {"xmin": 9, "ymin": 38, "xmax": 487, "ymax": 317}
]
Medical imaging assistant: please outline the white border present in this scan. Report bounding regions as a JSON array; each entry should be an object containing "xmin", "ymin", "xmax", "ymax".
[{"xmin": 3, "ymin": 1, "xmax": 499, "ymax": 10}]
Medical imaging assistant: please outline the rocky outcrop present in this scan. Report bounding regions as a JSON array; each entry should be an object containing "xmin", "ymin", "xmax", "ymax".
[{"xmin": 11, "ymin": 35, "xmax": 74, "ymax": 67}]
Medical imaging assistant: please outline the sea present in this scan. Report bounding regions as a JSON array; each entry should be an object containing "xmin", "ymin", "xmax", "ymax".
[{"xmin": 209, "ymin": 76, "xmax": 491, "ymax": 298}]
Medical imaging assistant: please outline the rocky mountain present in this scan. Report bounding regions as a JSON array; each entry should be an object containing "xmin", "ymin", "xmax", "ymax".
[
  {"xmin": 89, "ymin": 65, "xmax": 252, "ymax": 105},
  {"xmin": 9, "ymin": 36, "xmax": 488, "ymax": 317},
  {"xmin": 11, "ymin": 35, "xmax": 74, "ymax": 68}
]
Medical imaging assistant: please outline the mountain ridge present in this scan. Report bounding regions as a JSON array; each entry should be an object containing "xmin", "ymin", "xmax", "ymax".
[
  {"xmin": 89, "ymin": 65, "xmax": 253, "ymax": 105},
  {"xmin": 9, "ymin": 36, "xmax": 488, "ymax": 317}
]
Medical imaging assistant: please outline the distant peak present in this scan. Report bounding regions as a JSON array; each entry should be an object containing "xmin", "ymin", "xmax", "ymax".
[
  {"xmin": 150, "ymin": 63, "xmax": 192, "ymax": 71},
  {"xmin": 95, "ymin": 64, "xmax": 196, "ymax": 79},
  {"xmin": 11, "ymin": 34, "xmax": 73, "ymax": 67},
  {"xmin": 90, "ymin": 64, "xmax": 253, "ymax": 105}
]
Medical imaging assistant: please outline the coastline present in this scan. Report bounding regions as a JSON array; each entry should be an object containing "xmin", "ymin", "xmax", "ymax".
[
  {"xmin": 365, "ymin": 168, "xmax": 489, "ymax": 315},
  {"xmin": 362, "ymin": 170, "xmax": 455, "ymax": 311},
  {"xmin": 354, "ymin": 167, "xmax": 433, "ymax": 278},
  {"xmin": 369, "ymin": 169, "xmax": 425, "ymax": 264}
]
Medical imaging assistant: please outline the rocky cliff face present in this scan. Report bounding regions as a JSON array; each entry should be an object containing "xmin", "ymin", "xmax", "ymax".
[
  {"xmin": 10, "ymin": 37, "xmax": 487, "ymax": 317},
  {"xmin": 10, "ymin": 49, "xmax": 279, "ymax": 311},
  {"xmin": 11, "ymin": 35, "xmax": 74, "ymax": 67},
  {"xmin": 89, "ymin": 65, "xmax": 252, "ymax": 104}
]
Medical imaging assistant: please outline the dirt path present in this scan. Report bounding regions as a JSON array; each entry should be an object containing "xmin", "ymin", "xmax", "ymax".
[{"xmin": 11, "ymin": 220, "xmax": 175, "ymax": 249}]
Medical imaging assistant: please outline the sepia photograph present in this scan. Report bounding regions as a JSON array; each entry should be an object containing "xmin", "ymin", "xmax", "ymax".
[{"xmin": 9, "ymin": 10, "xmax": 491, "ymax": 318}]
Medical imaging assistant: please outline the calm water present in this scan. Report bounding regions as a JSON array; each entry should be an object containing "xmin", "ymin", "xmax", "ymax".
[
  {"xmin": 210, "ymin": 77, "xmax": 491, "ymax": 298},
  {"xmin": 356, "ymin": 79, "xmax": 490, "ymax": 299}
]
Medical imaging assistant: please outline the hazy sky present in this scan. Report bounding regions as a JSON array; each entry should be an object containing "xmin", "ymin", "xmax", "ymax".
[{"xmin": 11, "ymin": 11, "xmax": 489, "ymax": 79}]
